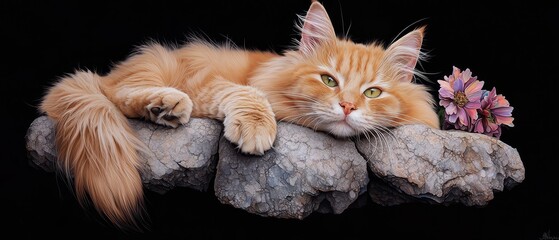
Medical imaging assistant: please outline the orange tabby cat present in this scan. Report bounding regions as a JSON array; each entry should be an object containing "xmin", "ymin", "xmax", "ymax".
[{"xmin": 40, "ymin": 2, "xmax": 438, "ymax": 228}]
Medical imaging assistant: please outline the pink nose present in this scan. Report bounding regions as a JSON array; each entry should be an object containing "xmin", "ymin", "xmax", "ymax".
[{"xmin": 339, "ymin": 101, "xmax": 357, "ymax": 115}]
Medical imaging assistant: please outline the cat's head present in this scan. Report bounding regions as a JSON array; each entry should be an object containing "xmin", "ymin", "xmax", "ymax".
[{"xmin": 252, "ymin": 2, "xmax": 439, "ymax": 137}]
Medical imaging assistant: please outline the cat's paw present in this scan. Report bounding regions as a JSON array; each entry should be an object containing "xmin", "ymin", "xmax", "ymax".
[
  {"xmin": 146, "ymin": 88, "xmax": 192, "ymax": 128},
  {"xmin": 223, "ymin": 111, "xmax": 277, "ymax": 155}
]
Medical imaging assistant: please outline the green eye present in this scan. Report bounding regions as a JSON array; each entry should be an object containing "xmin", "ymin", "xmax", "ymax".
[
  {"xmin": 321, "ymin": 74, "xmax": 338, "ymax": 87},
  {"xmin": 364, "ymin": 87, "xmax": 382, "ymax": 98}
]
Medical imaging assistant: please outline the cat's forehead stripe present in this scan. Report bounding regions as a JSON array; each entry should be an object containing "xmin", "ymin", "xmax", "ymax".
[
  {"xmin": 338, "ymin": 50, "xmax": 351, "ymax": 75},
  {"xmin": 330, "ymin": 47, "xmax": 379, "ymax": 86},
  {"xmin": 351, "ymin": 50, "xmax": 361, "ymax": 73}
]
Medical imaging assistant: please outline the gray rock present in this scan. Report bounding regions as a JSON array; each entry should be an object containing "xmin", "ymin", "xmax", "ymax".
[
  {"xmin": 367, "ymin": 174, "xmax": 418, "ymax": 206},
  {"xmin": 25, "ymin": 116, "xmax": 222, "ymax": 193},
  {"xmin": 27, "ymin": 116, "xmax": 526, "ymax": 218},
  {"xmin": 132, "ymin": 118, "xmax": 222, "ymax": 193},
  {"xmin": 26, "ymin": 116, "xmax": 57, "ymax": 172},
  {"xmin": 355, "ymin": 124, "xmax": 525, "ymax": 206},
  {"xmin": 214, "ymin": 122, "xmax": 369, "ymax": 219}
]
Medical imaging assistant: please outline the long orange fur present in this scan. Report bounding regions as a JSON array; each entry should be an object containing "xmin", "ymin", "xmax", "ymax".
[{"xmin": 40, "ymin": 2, "xmax": 439, "ymax": 228}]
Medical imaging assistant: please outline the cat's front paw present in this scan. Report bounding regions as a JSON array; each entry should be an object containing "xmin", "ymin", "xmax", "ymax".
[
  {"xmin": 146, "ymin": 88, "xmax": 193, "ymax": 128},
  {"xmin": 223, "ymin": 111, "xmax": 277, "ymax": 155}
]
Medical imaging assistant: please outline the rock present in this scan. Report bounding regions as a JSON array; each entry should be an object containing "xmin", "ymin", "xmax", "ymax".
[
  {"xmin": 27, "ymin": 116, "xmax": 525, "ymax": 218},
  {"xmin": 25, "ymin": 116, "xmax": 57, "ymax": 172},
  {"xmin": 214, "ymin": 122, "xmax": 369, "ymax": 219},
  {"xmin": 367, "ymin": 174, "xmax": 418, "ymax": 206},
  {"xmin": 132, "ymin": 118, "xmax": 222, "ymax": 193},
  {"xmin": 25, "ymin": 116, "xmax": 222, "ymax": 193},
  {"xmin": 355, "ymin": 124, "xmax": 525, "ymax": 206}
]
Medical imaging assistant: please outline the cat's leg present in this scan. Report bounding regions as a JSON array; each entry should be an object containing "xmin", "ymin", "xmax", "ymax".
[
  {"xmin": 195, "ymin": 80, "xmax": 276, "ymax": 155},
  {"xmin": 108, "ymin": 85, "xmax": 193, "ymax": 128}
]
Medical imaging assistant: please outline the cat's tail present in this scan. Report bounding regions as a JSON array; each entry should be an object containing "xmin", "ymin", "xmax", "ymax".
[{"xmin": 40, "ymin": 70, "xmax": 146, "ymax": 229}]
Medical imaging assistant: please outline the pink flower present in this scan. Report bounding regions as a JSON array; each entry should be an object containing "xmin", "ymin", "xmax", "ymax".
[
  {"xmin": 438, "ymin": 66, "xmax": 484, "ymax": 129},
  {"xmin": 473, "ymin": 88, "xmax": 514, "ymax": 139},
  {"xmin": 437, "ymin": 66, "xmax": 514, "ymax": 139}
]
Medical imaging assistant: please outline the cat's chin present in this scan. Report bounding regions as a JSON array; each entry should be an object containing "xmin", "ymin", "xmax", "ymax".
[{"xmin": 325, "ymin": 121, "xmax": 359, "ymax": 138}]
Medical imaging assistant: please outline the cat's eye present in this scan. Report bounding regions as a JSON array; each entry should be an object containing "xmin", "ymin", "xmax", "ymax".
[
  {"xmin": 321, "ymin": 74, "xmax": 338, "ymax": 87},
  {"xmin": 364, "ymin": 87, "xmax": 382, "ymax": 98}
]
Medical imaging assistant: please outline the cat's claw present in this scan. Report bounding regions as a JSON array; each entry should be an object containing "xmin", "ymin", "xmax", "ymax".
[
  {"xmin": 223, "ymin": 113, "xmax": 277, "ymax": 155},
  {"xmin": 146, "ymin": 88, "xmax": 193, "ymax": 128}
]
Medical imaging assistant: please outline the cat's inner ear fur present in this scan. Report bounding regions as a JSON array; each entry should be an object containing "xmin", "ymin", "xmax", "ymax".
[
  {"xmin": 384, "ymin": 27, "xmax": 426, "ymax": 82},
  {"xmin": 297, "ymin": 2, "xmax": 336, "ymax": 54}
]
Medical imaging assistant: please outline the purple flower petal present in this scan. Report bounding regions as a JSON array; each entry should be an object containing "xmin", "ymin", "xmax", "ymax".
[
  {"xmin": 474, "ymin": 120, "xmax": 483, "ymax": 133},
  {"xmin": 457, "ymin": 108, "xmax": 468, "ymax": 126},
  {"xmin": 465, "ymin": 101, "xmax": 481, "ymax": 109},
  {"xmin": 445, "ymin": 102, "xmax": 457, "ymax": 115},
  {"xmin": 453, "ymin": 77, "xmax": 465, "ymax": 92},
  {"xmin": 488, "ymin": 87, "xmax": 497, "ymax": 99},
  {"xmin": 440, "ymin": 99, "xmax": 451, "ymax": 107},
  {"xmin": 448, "ymin": 113, "xmax": 458, "ymax": 123},
  {"xmin": 494, "ymin": 127, "xmax": 502, "ymax": 139},
  {"xmin": 464, "ymin": 76, "xmax": 478, "ymax": 88},
  {"xmin": 495, "ymin": 115, "xmax": 514, "ymax": 126},
  {"xmin": 438, "ymin": 80, "xmax": 453, "ymax": 91},
  {"xmin": 466, "ymin": 107, "xmax": 479, "ymax": 121},
  {"xmin": 494, "ymin": 95, "xmax": 511, "ymax": 108},
  {"xmin": 452, "ymin": 66, "xmax": 461, "ymax": 78},
  {"xmin": 487, "ymin": 121, "xmax": 500, "ymax": 132},
  {"xmin": 492, "ymin": 106, "xmax": 514, "ymax": 116},
  {"xmin": 462, "ymin": 68, "xmax": 472, "ymax": 82},
  {"xmin": 439, "ymin": 88, "xmax": 454, "ymax": 98},
  {"xmin": 465, "ymin": 80, "xmax": 484, "ymax": 96},
  {"xmin": 480, "ymin": 96, "xmax": 491, "ymax": 109},
  {"xmin": 466, "ymin": 91, "xmax": 483, "ymax": 102}
]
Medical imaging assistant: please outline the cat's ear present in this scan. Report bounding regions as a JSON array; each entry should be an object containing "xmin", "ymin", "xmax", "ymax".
[
  {"xmin": 385, "ymin": 27, "xmax": 426, "ymax": 82},
  {"xmin": 298, "ymin": 1, "xmax": 336, "ymax": 54}
]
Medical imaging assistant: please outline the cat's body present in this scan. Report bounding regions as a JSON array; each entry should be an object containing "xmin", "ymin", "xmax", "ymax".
[{"xmin": 40, "ymin": 2, "xmax": 438, "ymax": 228}]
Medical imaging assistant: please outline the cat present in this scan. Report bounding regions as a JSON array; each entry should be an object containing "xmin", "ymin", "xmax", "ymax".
[{"xmin": 40, "ymin": 1, "xmax": 439, "ymax": 228}]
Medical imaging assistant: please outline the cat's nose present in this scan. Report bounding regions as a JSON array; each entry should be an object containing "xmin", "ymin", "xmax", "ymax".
[{"xmin": 339, "ymin": 101, "xmax": 357, "ymax": 115}]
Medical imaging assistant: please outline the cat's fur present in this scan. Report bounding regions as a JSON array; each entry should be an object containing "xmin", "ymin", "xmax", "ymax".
[{"xmin": 40, "ymin": 2, "xmax": 438, "ymax": 228}]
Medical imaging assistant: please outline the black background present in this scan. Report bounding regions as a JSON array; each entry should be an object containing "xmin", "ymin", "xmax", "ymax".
[{"xmin": 2, "ymin": 0, "xmax": 557, "ymax": 239}]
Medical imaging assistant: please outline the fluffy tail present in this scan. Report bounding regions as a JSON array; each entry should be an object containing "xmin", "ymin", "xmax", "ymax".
[{"xmin": 40, "ymin": 71, "xmax": 146, "ymax": 229}]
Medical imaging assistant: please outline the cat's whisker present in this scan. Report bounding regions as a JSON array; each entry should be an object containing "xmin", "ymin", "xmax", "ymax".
[
  {"xmin": 365, "ymin": 126, "xmax": 395, "ymax": 158},
  {"xmin": 310, "ymin": 117, "xmax": 328, "ymax": 132},
  {"xmin": 379, "ymin": 129, "xmax": 395, "ymax": 158},
  {"xmin": 267, "ymin": 95, "xmax": 324, "ymax": 106},
  {"xmin": 276, "ymin": 112, "xmax": 324, "ymax": 127},
  {"xmin": 264, "ymin": 92, "xmax": 331, "ymax": 107},
  {"xmin": 359, "ymin": 111, "xmax": 436, "ymax": 128},
  {"xmin": 361, "ymin": 128, "xmax": 383, "ymax": 156},
  {"xmin": 353, "ymin": 117, "xmax": 398, "ymax": 153},
  {"xmin": 302, "ymin": 114, "xmax": 326, "ymax": 131},
  {"xmin": 265, "ymin": 90, "xmax": 319, "ymax": 98},
  {"xmin": 271, "ymin": 102, "xmax": 321, "ymax": 109},
  {"xmin": 356, "ymin": 126, "xmax": 372, "ymax": 148},
  {"xmin": 371, "ymin": 128, "xmax": 386, "ymax": 156}
]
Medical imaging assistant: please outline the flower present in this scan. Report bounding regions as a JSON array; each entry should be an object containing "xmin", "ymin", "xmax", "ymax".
[
  {"xmin": 473, "ymin": 87, "xmax": 514, "ymax": 139},
  {"xmin": 437, "ymin": 66, "xmax": 515, "ymax": 139},
  {"xmin": 438, "ymin": 66, "xmax": 484, "ymax": 130}
]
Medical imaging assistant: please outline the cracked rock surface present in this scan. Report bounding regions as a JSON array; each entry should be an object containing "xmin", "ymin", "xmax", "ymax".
[
  {"xmin": 355, "ymin": 124, "xmax": 525, "ymax": 206},
  {"xmin": 26, "ymin": 117, "xmax": 525, "ymax": 218},
  {"xmin": 25, "ymin": 116, "xmax": 222, "ymax": 193},
  {"xmin": 132, "ymin": 118, "xmax": 222, "ymax": 193},
  {"xmin": 214, "ymin": 122, "xmax": 369, "ymax": 219}
]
